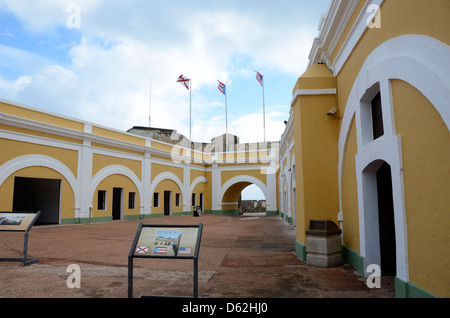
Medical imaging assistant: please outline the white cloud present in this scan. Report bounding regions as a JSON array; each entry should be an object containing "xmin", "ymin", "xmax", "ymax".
[{"xmin": 0, "ymin": 1, "xmax": 328, "ymax": 142}]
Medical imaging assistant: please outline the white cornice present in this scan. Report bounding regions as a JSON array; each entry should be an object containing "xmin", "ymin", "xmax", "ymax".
[{"xmin": 308, "ymin": 0, "xmax": 359, "ymax": 69}]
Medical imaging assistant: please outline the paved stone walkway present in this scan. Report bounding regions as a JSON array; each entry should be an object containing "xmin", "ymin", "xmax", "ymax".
[{"xmin": 0, "ymin": 214, "xmax": 395, "ymax": 298}]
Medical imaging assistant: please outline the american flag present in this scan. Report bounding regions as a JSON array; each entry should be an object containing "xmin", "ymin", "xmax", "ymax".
[
  {"xmin": 177, "ymin": 75, "xmax": 190, "ymax": 90},
  {"xmin": 179, "ymin": 247, "xmax": 192, "ymax": 255},
  {"xmin": 255, "ymin": 71, "xmax": 264, "ymax": 87},
  {"xmin": 217, "ymin": 81, "xmax": 226, "ymax": 95}
]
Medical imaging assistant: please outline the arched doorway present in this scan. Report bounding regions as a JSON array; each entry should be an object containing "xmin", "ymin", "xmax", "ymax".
[
  {"xmin": 361, "ymin": 160, "xmax": 397, "ymax": 277},
  {"xmin": 376, "ymin": 162, "xmax": 396, "ymax": 276}
]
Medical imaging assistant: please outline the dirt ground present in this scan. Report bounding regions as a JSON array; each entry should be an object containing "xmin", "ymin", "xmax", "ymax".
[{"xmin": 0, "ymin": 214, "xmax": 395, "ymax": 299}]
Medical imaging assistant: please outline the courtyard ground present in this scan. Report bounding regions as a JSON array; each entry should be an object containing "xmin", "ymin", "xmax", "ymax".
[{"xmin": 0, "ymin": 213, "xmax": 394, "ymax": 299}]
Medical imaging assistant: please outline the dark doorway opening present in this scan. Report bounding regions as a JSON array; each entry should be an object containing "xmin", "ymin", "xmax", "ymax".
[
  {"xmin": 112, "ymin": 188, "xmax": 123, "ymax": 220},
  {"xmin": 376, "ymin": 163, "xmax": 396, "ymax": 276},
  {"xmin": 12, "ymin": 176, "xmax": 61, "ymax": 225},
  {"xmin": 164, "ymin": 191, "xmax": 171, "ymax": 216}
]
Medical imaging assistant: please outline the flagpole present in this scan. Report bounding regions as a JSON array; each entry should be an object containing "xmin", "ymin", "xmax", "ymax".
[
  {"xmin": 189, "ymin": 78, "xmax": 192, "ymax": 144},
  {"xmin": 149, "ymin": 76, "xmax": 152, "ymax": 127},
  {"xmin": 225, "ymin": 88, "xmax": 228, "ymax": 151},
  {"xmin": 225, "ymin": 89, "xmax": 228, "ymax": 135},
  {"xmin": 262, "ymin": 78, "xmax": 266, "ymax": 143}
]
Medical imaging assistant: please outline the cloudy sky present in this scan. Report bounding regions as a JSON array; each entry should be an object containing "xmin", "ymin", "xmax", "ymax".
[
  {"xmin": 0, "ymin": 0, "xmax": 330, "ymax": 143},
  {"xmin": 0, "ymin": 0, "xmax": 331, "ymax": 199}
]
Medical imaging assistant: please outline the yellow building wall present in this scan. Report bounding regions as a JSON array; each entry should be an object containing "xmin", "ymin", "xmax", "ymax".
[
  {"xmin": 335, "ymin": 0, "xmax": 450, "ymax": 120},
  {"xmin": 392, "ymin": 79, "xmax": 450, "ymax": 298},
  {"xmin": 340, "ymin": 116, "xmax": 360, "ymax": 253},
  {"xmin": 92, "ymin": 174, "xmax": 140, "ymax": 219},
  {"xmin": 91, "ymin": 126, "xmax": 145, "ymax": 146},
  {"xmin": 0, "ymin": 101, "xmax": 84, "ymax": 131},
  {"xmin": 221, "ymin": 169, "xmax": 266, "ymax": 188},
  {"xmin": 151, "ymin": 179, "xmax": 183, "ymax": 215},
  {"xmin": 92, "ymin": 154, "xmax": 142, "ymax": 181},
  {"xmin": 151, "ymin": 163, "xmax": 184, "ymax": 184},
  {"xmin": 292, "ymin": 64, "xmax": 340, "ymax": 244},
  {"xmin": 192, "ymin": 181, "xmax": 207, "ymax": 210},
  {"xmin": 0, "ymin": 166, "xmax": 75, "ymax": 220},
  {"xmin": 0, "ymin": 138, "xmax": 79, "ymax": 178},
  {"xmin": 0, "ymin": 123, "xmax": 82, "ymax": 145}
]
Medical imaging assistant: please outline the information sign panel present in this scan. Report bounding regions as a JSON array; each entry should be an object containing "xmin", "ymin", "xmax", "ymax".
[
  {"xmin": 133, "ymin": 225, "xmax": 201, "ymax": 258},
  {"xmin": 0, "ymin": 211, "xmax": 40, "ymax": 265},
  {"xmin": 128, "ymin": 223, "xmax": 203, "ymax": 298},
  {"xmin": 0, "ymin": 212, "xmax": 39, "ymax": 232}
]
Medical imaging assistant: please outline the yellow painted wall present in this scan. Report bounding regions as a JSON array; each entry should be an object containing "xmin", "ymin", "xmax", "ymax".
[
  {"xmin": 91, "ymin": 126, "xmax": 145, "ymax": 146},
  {"xmin": 152, "ymin": 179, "xmax": 183, "ymax": 215},
  {"xmin": 221, "ymin": 170, "xmax": 266, "ymax": 188},
  {"xmin": 92, "ymin": 154, "xmax": 142, "ymax": 181},
  {"xmin": 336, "ymin": 0, "xmax": 450, "ymax": 120},
  {"xmin": 392, "ymin": 79, "xmax": 450, "ymax": 297},
  {"xmin": 0, "ymin": 123, "xmax": 82, "ymax": 145},
  {"xmin": 0, "ymin": 101, "xmax": 84, "ymax": 131},
  {"xmin": 92, "ymin": 174, "xmax": 140, "ymax": 219},
  {"xmin": 192, "ymin": 181, "xmax": 207, "ymax": 210},
  {"xmin": 292, "ymin": 64, "xmax": 340, "ymax": 243},
  {"xmin": 0, "ymin": 166, "xmax": 75, "ymax": 220},
  {"xmin": 340, "ymin": 116, "xmax": 360, "ymax": 253},
  {"xmin": 0, "ymin": 138, "xmax": 79, "ymax": 178},
  {"xmin": 151, "ymin": 163, "xmax": 184, "ymax": 184}
]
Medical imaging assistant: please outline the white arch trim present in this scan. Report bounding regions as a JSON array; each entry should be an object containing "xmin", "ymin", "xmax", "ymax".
[
  {"xmin": 90, "ymin": 165, "xmax": 143, "ymax": 209},
  {"xmin": 149, "ymin": 171, "xmax": 185, "ymax": 203},
  {"xmin": 219, "ymin": 175, "xmax": 275, "ymax": 210},
  {"xmin": 190, "ymin": 176, "xmax": 207, "ymax": 193},
  {"xmin": 0, "ymin": 154, "xmax": 79, "ymax": 204},
  {"xmin": 338, "ymin": 35, "xmax": 450, "ymax": 282}
]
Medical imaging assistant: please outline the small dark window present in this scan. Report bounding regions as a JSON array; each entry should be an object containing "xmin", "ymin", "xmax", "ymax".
[
  {"xmin": 153, "ymin": 193, "xmax": 159, "ymax": 207},
  {"xmin": 98, "ymin": 190, "xmax": 107, "ymax": 210},
  {"xmin": 128, "ymin": 192, "xmax": 136, "ymax": 209},
  {"xmin": 371, "ymin": 92, "xmax": 384, "ymax": 140},
  {"xmin": 192, "ymin": 193, "xmax": 196, "ymax": 207},
  {"xmin": 175, "ymin": 193, "xmax": 181, "ymax": 207}
]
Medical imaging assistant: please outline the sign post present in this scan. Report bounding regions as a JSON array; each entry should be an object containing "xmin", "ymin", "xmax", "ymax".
[
  {"xmin": 0, "ymin": 211, "xmax": 40, "ymax": 266},
  {"xmin": 128, "ymin": 223, "xmax": 203, "ymax": 298}
]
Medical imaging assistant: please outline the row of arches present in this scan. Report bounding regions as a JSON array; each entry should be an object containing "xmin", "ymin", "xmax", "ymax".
[{"xmin": 0, "ymin": 154, "xmax": 271, "ymax": 223}]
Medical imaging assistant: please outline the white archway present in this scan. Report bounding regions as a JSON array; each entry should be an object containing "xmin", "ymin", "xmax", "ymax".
[
  {"xmin": 219, "ymin": 175, "xmax": 274, "ymax": 210},
  {"xmin": 0, "ymin": 154, "xmax": 79, "ymax": 204},
  {"xmin": 338, "ymin": 34, "xmax": 450, "ymax": 282},
  {"xmin": 89, "ymin": 165, "xmax": 143, "ymax": 211}
]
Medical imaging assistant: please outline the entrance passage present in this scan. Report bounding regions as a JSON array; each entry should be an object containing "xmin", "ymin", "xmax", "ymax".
[
  {"xmin": 164, "ymin": 191, "xmax": 171, "ymax": 216},
  {"xmin": 112, "ymin": 188, "xmax": 123, "ymax": 220},
  {"xmin": 12, "ymin": 176, "xmax": 61, "ymax": 225},
  {"xmin": 376, "ymin": 163, "xmax": 396, "ymax": 276}
]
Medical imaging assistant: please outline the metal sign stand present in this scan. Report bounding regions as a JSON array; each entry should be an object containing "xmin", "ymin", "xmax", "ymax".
[
  {"xmin": 128, "ymin": 223, "xmax": 203, "ymax": 298},
  {"xmin": 0, "ymin": 211, "xmax": 40, "ymax": 266}
]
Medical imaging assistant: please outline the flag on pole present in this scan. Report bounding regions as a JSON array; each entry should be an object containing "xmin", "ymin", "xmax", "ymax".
[
  {"xmin": 177, "ymin": 75, "xmax": 190, "ymax": 90},
  {"xmin": 218, "ymin": 81, "xmax": 226, "ymax": 95},
  {"xmin": 255, "ymin": 71, "xmax": 264, "ymax": 87}
]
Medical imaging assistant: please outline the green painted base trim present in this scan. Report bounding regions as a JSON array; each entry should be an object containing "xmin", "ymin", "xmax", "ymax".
[
  {"xmin": 203, "ymin": 209, "xmax": 240, "ymax": 216},
  {"xmin": 172, "ymin": 211, "xmax": 193, "ymax": 216},
  {"xmin": 286, "ymin": 216, "xmax": 292, "ymax": 224},
  {"xmin": 265, "ymin": 210, "xmax": 278, "ymax": 216},
  {"xmin": 395, "ymin": 277, "xmax": 437, "ymax": 298},
  {"xmin": 295, "ymin": 240, "xmax": 307, "ymax": 261},
  {"xmin": 280, "ymin": 212, "xmax": 284, "ymax": 219},
  {"xmin": 342, "ymin": 245, "xmax": 365, "ymax": 277}
]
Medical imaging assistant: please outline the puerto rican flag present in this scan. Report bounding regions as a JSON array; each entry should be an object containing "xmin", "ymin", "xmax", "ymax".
[
  {"xmin": 218, "ymin": 81, "xmax": 226, "ymax": 95},
  {"xmin": 154, "ymin": 247, "xmax": 167, "ymax": 254},
  {"xmin": 177, "ymin": 75, "xmax": 190, "ymax": 90},
  {"xmin": 255, "ymin": 71, "xmax": 264, "ymax": 87}
]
